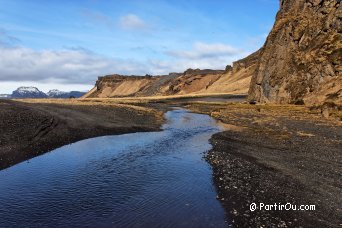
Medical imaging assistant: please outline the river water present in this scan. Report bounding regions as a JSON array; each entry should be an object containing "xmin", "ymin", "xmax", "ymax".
[{"xmin": 0, "ymin": 109, "xmax": 227, "ymax": 227}]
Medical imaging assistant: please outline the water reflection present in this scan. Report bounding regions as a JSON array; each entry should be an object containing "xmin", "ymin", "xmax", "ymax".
[{"xmin": 0, "ymin": 109, "xmax": 227, "ymax": 227}]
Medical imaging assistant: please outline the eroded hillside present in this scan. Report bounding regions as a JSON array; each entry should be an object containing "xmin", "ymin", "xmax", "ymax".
[{"xmin": 83, "ymin": 54, "xmax": 259, "ymax": 98}]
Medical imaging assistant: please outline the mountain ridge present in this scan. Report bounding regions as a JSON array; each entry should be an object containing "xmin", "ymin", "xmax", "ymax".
[
  {"xmin": 83, "ymin": 54, "xmax": 259, "ymax": 98},
  {"xmin": 2, "ymin": 87, "xmax": 86, "ymax": 99}
]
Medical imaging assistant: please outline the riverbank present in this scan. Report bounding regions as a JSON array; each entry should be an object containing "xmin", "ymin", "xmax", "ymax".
[
  {"xmin": 1, "ymin": 97, "xmax": 341, "ymax": 227},
  {"xmin": 0, "ymin": 99, "xmax": 164, "ymax": 170},
  {"xmin": 0, "ymin": 108, "xmax": 228, "ymax": 228},
  {"xmin": 187, "ymin": 102, "xmax": 342, "ymax": 227}
]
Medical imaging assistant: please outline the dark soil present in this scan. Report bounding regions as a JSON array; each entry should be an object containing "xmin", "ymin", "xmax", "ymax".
[
  {"xmin": 1, "ymin": 98, "xmax": 341, "ymax": 227},
  {"xmin": 188, "ymin": 103, "xmax": 342, "ymax": 227},
  {"xmin": 0, "ymin": 99, "xmax": 164, "ymax": 170}
]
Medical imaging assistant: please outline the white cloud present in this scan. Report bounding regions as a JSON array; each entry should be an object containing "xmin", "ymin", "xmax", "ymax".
[
  {"xmin": 0, "ymin": 42, "xmax": 247, "ymax": 94},
  {"xmin": 119, "ymin": 14, "xmax": 147, "ymax": 30},
  {"xmin": 0, "ymin": 81, "xmax": 93, "ymax": 94},
  {"xmin": 163, "ymin": 42, "xmax": 248, "ymax": 71},
  {"xmin": 82, "ymin": 11, "xmax": 148, "ymax": 31},
  {"xmin": 0, "ymin": 46, "xmax": 148, "ymax": 85},
  {"xmin": 148, "ymin": 57, "xmax": 236, "ymax": 73},
  {"xmin": 167, "ymin": 42, "xmax": 241, "ymax": 59}
]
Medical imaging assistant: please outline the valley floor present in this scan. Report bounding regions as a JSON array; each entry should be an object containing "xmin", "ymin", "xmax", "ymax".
[{"xmin": 0, "ymin": 97, "xmax": 341, "ymax": 227}]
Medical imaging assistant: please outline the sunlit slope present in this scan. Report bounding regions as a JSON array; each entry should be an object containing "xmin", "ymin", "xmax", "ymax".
[{"xmin": 83, "ymin": 52, "xmax": 260, "ymax": 98}]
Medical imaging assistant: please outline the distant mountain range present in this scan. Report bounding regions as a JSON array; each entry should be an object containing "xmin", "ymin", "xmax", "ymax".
[
  {"xmin": 0, "ymin": 87, "xmax": 86, "ymax": 99},
  {"xmin": 11, "ymin": 87, "xmax": 48, "ymax": 98},
  {"xmin": 46, "ymin": 89, "xmax": 86, "ymax": 98}
]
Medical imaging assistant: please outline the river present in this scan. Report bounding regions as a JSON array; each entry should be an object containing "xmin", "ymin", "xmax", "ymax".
[{"xmin": 0, "ymin": 108, "xmax": 228, "ymax": 227}]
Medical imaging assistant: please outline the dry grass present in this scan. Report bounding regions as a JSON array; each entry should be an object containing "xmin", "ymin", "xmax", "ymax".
[
  {"xmin": 15, "ymin": 98, "xmax": 158, "ymax": 114},
  {"xmin": 297, "ymin": 131, "xmax": 315, "ymax": 137},
  {"xmin": 216, "ymin": 121, "xmax": 245, "ymax": 132},
  {"xmin": 15, "ymin": 93, "xmax": 246, "ymax": 106},
  {"xmin": 186, "ymin": 102, "xmax": 341, "ymax": 132},
  {"xmin": 84, "ymin": 92, "xmax": 245, "ymax": 101}
]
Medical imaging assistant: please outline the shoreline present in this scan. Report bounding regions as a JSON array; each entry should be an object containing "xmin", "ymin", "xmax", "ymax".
[
  {"xmin": 0, "ymin": 99, "xmax": 165, "ymax": 170},
  {"xmin": 1, "ymin": 98, "xmax": 341, "ymax": 227},
  {"xmin": 187, "ymin": 102, "xmax": 342, "ymax": 227}
]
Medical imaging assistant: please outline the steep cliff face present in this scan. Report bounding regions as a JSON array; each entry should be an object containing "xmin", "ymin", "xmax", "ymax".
[{"xmin": 248, "ymin": 0, "xmax": 341, "ymax": 104}]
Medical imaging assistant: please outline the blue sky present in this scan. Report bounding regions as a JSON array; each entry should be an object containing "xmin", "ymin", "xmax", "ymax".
[{"xmin": 0, "ymin": 0, "xmax": 279, "ymax": 93}]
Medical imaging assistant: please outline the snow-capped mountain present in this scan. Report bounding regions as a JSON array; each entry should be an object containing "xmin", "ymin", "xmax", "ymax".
[
  {"xmin": 11, "ymin": 87, "xmax": 48, "ymax": 98},
  {"xmin": 47, "ymin": 89, "xmax": 85, "ymax": 98},
  {"xmin": 6, "ymin": 87, "xmax": 86, "ymax": 99},
  {"xmin": 47, "ymin": 89, "xmax": 67, "ymax": 97}
]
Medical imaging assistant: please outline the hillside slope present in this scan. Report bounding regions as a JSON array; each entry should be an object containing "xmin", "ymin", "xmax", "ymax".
[
  {"xmin": 248, "ymin": 0, "xmax": 341, "ymax": 105},
  {"xmin": 83, "ymin": 52, "xmax": 260, "ymax": 98},
  {"xmin": 201, "ymin": 50, "xmax": 260, "ymax": 95}
]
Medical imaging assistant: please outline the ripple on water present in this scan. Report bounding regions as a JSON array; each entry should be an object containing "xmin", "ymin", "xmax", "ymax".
[{"xmin": 0, "ymin": 109, "xmax": 228, "ymax": 227}]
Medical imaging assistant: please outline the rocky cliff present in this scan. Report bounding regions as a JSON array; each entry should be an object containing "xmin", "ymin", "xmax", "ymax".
[{"xmin": 248, "ymin": 0, "xmax": 341, "ymax": 105}]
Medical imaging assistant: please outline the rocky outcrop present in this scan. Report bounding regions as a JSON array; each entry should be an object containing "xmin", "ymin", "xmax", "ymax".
[
  {"xmin": 183, "ymin": 68, "xmax": 225, "ymax": 76},
  {"xmin": 248, "ymin": 0, "xmax": 341, "ymax": 105}
]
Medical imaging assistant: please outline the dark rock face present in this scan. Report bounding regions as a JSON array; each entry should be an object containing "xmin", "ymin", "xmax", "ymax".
[
  {"xmin": 183, "ymin": 68, "xmax": 225, "ymax": 76},
  {"xmin": 225, "ymin": 65, "xmax": 233, "ymax": 72},
  {"xmin": 248, "ymin": 0, "xmax": 341, "ymax": 105}
]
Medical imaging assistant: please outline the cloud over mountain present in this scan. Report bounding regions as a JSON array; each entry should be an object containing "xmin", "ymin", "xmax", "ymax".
[
  {"xmin": 0, "ymin": 41, "xmax": 246, "ymax": 85},
  {"xmin": 167, "ymin": 42, "xmax": 241, "ymax": 59},
  {"xmin": 0, "ymin": 46, "xmax": 147, "ymax": 84}
]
